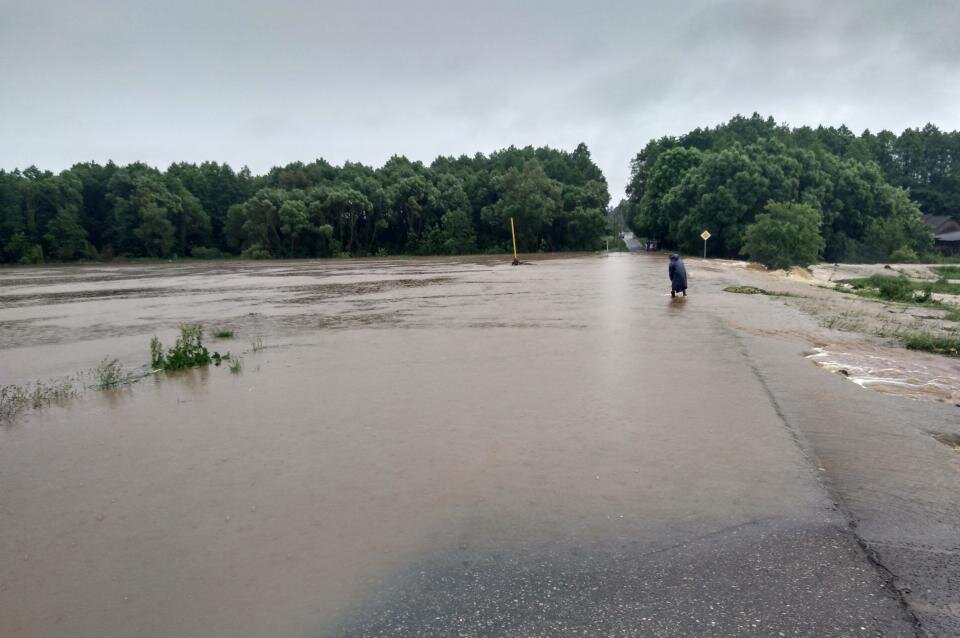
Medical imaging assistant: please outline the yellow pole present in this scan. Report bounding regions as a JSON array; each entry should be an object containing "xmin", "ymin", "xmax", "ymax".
[{"xmin": 510, "ymin": 217, "xmax": 518, "ymax": 264}]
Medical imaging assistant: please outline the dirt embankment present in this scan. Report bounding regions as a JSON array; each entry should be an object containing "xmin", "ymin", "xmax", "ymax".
[{"xmin": 710, "ymin": 259, "xmax": 960, "ymax": 405}]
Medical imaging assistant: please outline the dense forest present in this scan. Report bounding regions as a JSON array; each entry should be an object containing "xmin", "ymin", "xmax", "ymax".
[
  {"xmin": 0, "ymin": 144, "xmax": 610, "ymax": 264},
  {"xmin": 625, "ymin": 115, "xmax": 960, "ymax": 264}
]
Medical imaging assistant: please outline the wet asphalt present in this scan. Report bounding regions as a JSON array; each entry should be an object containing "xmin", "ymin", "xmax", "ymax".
[{"xmin": 333, "ymin": 520, "xmax": 913, "ymax": 637}]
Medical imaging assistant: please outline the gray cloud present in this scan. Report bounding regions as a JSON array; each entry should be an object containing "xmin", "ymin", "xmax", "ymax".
[{"xmin": 2, "ymin": 0, "xmax": 959, "ymax": 196}]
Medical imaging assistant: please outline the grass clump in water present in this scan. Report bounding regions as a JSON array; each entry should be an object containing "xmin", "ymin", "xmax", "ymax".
[
  {"xmin": 213, "ymin": 328, "xmax": 234, "ymax": 339},
  {"xmin": 1, "ymin": 378, "xmax": 80, "ymax": 422},
  {"xmin": 94, "ymin": 358, "xmax": 128, "ymax": 389},
  {"xmin": 150, "ymin": 324, "xmax": 226, "ymax": 371},
  {"xmin": 251, "ymin": 336, "xmax": 264, "ymax": 352},
  {"xmin": 228, "ymin": 358, "xmax": 243, "ymax": 374}
]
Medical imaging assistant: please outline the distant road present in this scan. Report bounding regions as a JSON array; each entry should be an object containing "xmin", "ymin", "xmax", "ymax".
[{"xmin": 621, "ymin": 230, "xmax": 643, "ymax": 252}]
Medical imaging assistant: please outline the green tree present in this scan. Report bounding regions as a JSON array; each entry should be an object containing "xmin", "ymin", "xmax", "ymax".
[
  {"xmin": 278, "ymin": 199, "xmax": 310, "ymax": 256},
  {"xmin": 439, "ymin": 209, "xmax": 476, "ymax": 254},
  {"xmin": 489, "ymin": 159, "xmax": 562, "ymax": 251},
  {"xmin": 134, "ymin": 203, "xmax": 176, "ymax": 257},
  {"xmin": 742, "ymin": 202, "xmax": 825, "ymax": 269}
]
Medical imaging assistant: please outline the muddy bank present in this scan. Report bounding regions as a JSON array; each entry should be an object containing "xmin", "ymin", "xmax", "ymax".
[{"xmin": 704, "ymin": 258, "xmax": 960, "ymax": 405}]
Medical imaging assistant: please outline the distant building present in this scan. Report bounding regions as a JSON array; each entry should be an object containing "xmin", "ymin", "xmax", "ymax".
[{"xmin": 923, "ymin": 214, "xmax": 960, "ymax": 256}]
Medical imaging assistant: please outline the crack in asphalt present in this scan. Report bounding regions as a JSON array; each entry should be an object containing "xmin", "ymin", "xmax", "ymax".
[{"xmin": 724, "ymin": 321, "xmax": 926, "ymax": 637}]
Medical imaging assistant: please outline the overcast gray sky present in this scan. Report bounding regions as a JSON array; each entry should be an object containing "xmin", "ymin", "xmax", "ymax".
[{"xmin": 2, "ymin": 0, "xmax": 959, "ymax": 197}]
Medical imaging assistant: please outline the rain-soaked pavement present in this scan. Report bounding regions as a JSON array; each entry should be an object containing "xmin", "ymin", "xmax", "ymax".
[{"xmin": 1, "ymin": 253, "xmax": 958, "ymax": 637}]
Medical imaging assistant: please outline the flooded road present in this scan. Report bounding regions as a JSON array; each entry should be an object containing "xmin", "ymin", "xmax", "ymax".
[{"xmin": 1, "ymin": 255, "xmax": 957, "ymax": 636}]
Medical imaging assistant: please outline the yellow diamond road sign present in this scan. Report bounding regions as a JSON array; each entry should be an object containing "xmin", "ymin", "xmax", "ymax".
[{"xmin": 701, "ymin": 230, "xmax": 711, "ymax": 241}]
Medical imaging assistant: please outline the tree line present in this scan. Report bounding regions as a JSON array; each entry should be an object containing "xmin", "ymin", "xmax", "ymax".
[
  {"xmin": 624, "ymin": 114, "xmax": 960, "ymax": 265},
  {"xmin": 0, "ymin": 144, "xmax": 611, "ymax": 264}
]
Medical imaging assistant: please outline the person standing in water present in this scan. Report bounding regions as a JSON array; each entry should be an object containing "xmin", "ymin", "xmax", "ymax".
[{"xmin": 668, "ymin": 254, "xmax": 687, "ymax": 297}]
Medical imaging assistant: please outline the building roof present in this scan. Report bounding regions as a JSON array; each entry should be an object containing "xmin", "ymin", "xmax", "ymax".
[
  {"xmin": 924, "ymin": 214, "xmax": 960, "ymax": 233},
  {"xmin": 935, "ymin": 230, "xmax": 960, "ymax": 243}
]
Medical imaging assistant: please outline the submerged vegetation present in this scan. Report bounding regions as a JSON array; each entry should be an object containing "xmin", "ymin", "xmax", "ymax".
[
  {"xmin": 94, "ymin": 357, "xmax": 128, "ymax": 389},
  {"xmin": 0, "ymin": 378, "xmax": 79, "ymax": 422},
  {"xmin": 3, "ymin": 322, "xmax": 256, "ymax": 423},
  {"xmin": 213, "ymin": 328, "xmax": 234, "ymax": 338},
  {"xmin": 150, "ymin": 324, "xmax": 229, "ymax": 371}
]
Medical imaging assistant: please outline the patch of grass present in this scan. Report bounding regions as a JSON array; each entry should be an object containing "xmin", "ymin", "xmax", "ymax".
[
  {"xmin": 723, "ymin": 285, "xmax": 800, "ymax": 298},
  {"xmin": 901, "ymin": 332, "xmax": 960, "ymax": 356},
  {"xmin": 840, "ymin": 275, "xmax": 954, "ymax": 303},
  {"xmin": 94, "ymin": 358, "xmax": 127, "ymax": 389},
  {"xmin": 724, "ymin": 285, "xmax": 768, "ymax": 295},
  {"xmin": 933, "ymin": 266, "xmax": 960, "ymax": 280},
  {"xmin": 251, "ymin": 336, "xmax": 264, "ymax": 352},
  {"xmin": 213, "ymin": 328, "xmax": 234, "ymax": 339},
  {"xmin": 821, "ymin": 314, "xmax": 868, "ymax": 333},
  {"xmin": 228, "ymin": 358, "xmax": 242, "ymax": 374}
]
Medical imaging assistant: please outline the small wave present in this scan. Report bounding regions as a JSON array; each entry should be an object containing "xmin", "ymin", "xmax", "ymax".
[{"xmin": 806, "ymin": 346, "xmax": 960, "ymax": 404}]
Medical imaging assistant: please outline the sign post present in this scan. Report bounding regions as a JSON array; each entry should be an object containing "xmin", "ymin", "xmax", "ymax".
[
  {"xmin": 700, "ymin": 230, "xmax": 711, "ymax": 259},
  {"xmin": 510, "ymin": 217, "xmax": 519, "ymax": 265}
]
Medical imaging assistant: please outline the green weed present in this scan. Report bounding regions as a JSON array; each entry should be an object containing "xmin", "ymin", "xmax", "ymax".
[
  {"xmin": 228, "ymin": 358, "xmax": 242, "ymax": 374},
  {"xmin": 213, "ymin": 328, "xmax": 234, "ymax": 339},
  {"xmin": 149, "ymin": 324, "xmax": 221, "ymax": 371}
]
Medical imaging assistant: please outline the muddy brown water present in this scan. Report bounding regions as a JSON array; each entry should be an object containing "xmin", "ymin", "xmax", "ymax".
[{"xmin": 0, "ymin": 255, "xmax": 947, "ymax": 636}]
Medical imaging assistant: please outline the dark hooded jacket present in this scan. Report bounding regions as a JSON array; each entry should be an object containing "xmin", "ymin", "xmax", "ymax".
[{"xmin": 668, "ymin": 254, "xmax": 687, "ymax": 292}]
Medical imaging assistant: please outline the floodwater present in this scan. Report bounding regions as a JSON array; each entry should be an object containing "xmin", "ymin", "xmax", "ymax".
[
  {"xmin": 0, "ymin": 255, "xmax": 927, "ymax": 636},
  {"xmin": 806, "ymin": 345, "xmax": 960, "ymax": 403}
]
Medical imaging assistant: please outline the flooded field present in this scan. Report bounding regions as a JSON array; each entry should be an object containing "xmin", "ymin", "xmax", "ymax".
[{"xmin": 0, "ymin": 255, "xmax": 955, "ymax": 636}]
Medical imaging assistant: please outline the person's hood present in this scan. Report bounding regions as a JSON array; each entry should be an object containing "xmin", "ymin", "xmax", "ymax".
[{"xmin": 669, "ymin": 254, "xmax": 679, "ymax": 261}]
